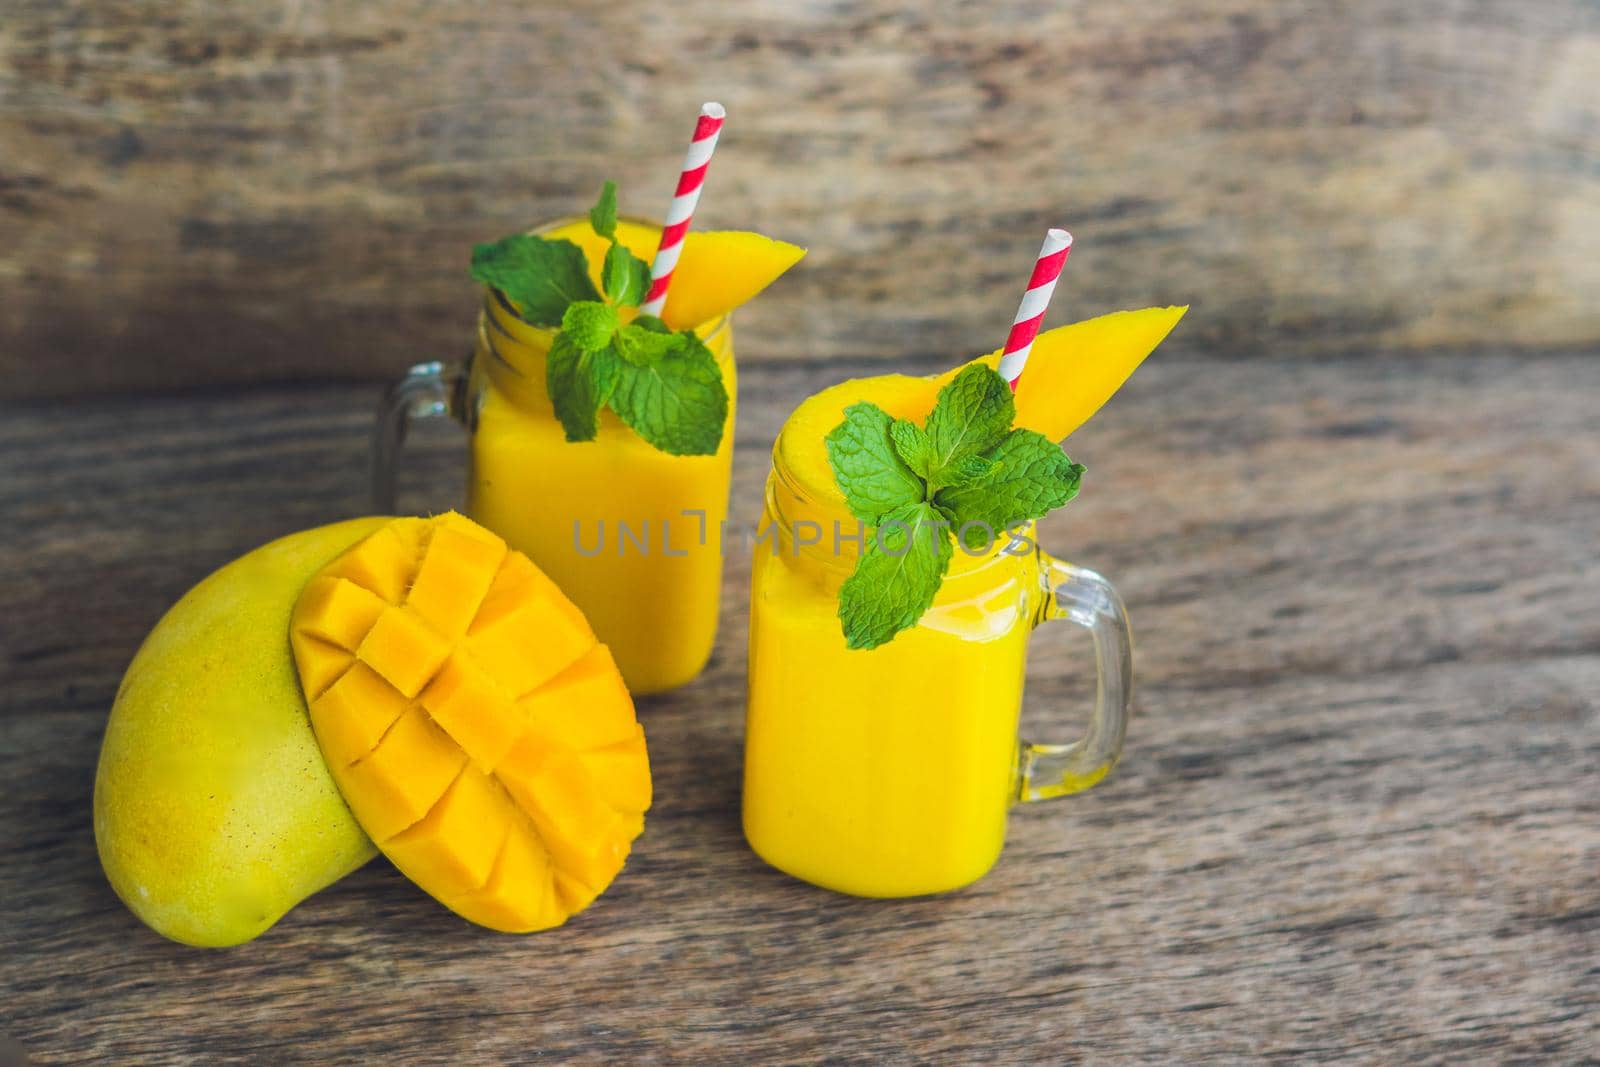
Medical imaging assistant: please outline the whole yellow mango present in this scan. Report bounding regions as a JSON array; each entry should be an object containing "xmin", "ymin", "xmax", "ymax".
[{"xmin": 94, "ymin": 518, "xmax": 387, "ymax": 947}]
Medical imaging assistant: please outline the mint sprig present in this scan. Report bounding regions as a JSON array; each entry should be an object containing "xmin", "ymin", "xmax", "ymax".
[
  {"xmin": 467, "ymin": 182, "xmax": 728, "ymax": 456},
  {"xmin": 826, "ymin": 363, "xmax": 1086, "ymax": 650}
]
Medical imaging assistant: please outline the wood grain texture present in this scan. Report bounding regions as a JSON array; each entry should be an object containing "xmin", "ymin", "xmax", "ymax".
[
  {"xmin": 3, "ymin": 1, "xmax": 1600, "ymax": 398},
  {"xmin": 2, "ymin": 353, "xmax": 1597, "ymax": 1063}
]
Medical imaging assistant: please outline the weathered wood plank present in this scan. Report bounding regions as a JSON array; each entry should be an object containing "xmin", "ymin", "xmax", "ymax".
[
  {"xmin": 1, "ymin": 354, "xmax": 1596, "ymax": 1062},
  {"xmin": 3, "ymin": 1, "xmax": 1599, "ymax": 397}
]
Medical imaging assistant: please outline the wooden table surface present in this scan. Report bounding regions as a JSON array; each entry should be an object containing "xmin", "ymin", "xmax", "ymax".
[{"xmin": 2, "ymin": 352, "xmax": 1597, "ymax": 1063}]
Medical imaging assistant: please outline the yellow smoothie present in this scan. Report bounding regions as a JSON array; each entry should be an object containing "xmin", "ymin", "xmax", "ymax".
[
  {"xmin": 466, "ymin": 218, "xmax": 734, "ymax": 695},
  {"xmin": 743, "ymin": 373, "xmax": 1047, "ymax": 897},
  {"xmin": 743, "ymin": 307, "xmax": 1184, "ymax": 896}
]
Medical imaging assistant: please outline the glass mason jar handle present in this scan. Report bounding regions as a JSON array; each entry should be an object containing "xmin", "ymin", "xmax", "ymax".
[
  {"xmin": 371, "ymin": 360, "xmax": 466, "ymax": 513},
  {"xmin": 1016, "ymin": 553, "xmax": 1134, "ymax": 803}
]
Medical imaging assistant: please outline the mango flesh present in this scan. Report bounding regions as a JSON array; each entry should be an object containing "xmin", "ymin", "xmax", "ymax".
[
  {"xmin": 939, "ymin": 305, "xmax": 1189, "ymax": 442},
  {"xmin": 94, "ymin": 518, "xmax": 387, "ymax": 948},
  {"xmin": 291, "ymin": 512, "xmax": 651, "ymax": 933},
  {"xmin": 542, "ymin": 218, "xmax": 805, "ymax": 331},
  {"xmin": 781, "ymin": 307, "xmax": 1189, "ymax": 503}
]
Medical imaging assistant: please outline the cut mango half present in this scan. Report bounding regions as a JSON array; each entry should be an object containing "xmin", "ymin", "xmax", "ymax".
[{"xmin": 290, "ymin": 512, "xmax": 650, "ymax": 933}]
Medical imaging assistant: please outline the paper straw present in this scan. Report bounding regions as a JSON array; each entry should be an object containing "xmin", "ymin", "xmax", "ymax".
[
  {"xmin": 639, "ymin": 102, "xmax": 726, "ymax": 318},
  {"xmin": 996, "ymin": 228, "xmax": 1073, "ymax": 389}
]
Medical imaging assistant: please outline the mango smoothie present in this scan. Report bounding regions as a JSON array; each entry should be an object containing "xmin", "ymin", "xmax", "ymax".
[
  {"xmin": 743, "ymin": 307, "xmax": 1185, "ymax": 897},
  {"xmin": 744, "ymin": 373, "xmax": 1045, "ymax": 897},
  {"xmin": 465, "ymin": 218, "xmax": 734, "ymax": 696}
]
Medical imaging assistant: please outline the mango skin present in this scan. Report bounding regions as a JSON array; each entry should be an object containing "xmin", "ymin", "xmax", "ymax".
[{"xmin": 94, "ymin": 518, "xmax": 389, "ymax": 947}]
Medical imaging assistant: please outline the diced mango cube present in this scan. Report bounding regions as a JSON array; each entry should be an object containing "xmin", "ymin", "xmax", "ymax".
[
  {"xmin": 582, "ymin": 730, "xmax": 653, "ymax": 815},
  {"xmin": 471, "ymin": 551, "xmax": 591, "ymax": 642},
  {"xmin": 405, "ymin": 525, "xmax": 506, "ymax": 639},
  {"xmin": 322, "ymin": 520, "xmax": 427, "ymax": 604},
  {"xmin": 309, "ymin": 661, "xmax": 408, "ymax": 767},
  {"xmin": 294, "ymin": 576, "xmax": 390, "ymax": 653},
  {"xmin": 518, "ymin": 646, "xmax": 639, "ymax": 752},
  {"xmin": 356, "ymin": 607, "xmax": 450, "ymax": 699},
  {"xmin": 289, "ymin": 629, "xmax": 354, "ymax": 704},
  {"xmin": 384, "ymin": 767, "xmax": 513, "ymax": 898},
  {"xmin": 419, "ymin": 655, "xmax": 524, "ymax": 772},
  {"xmin": 554, "ymin": 869, "xmax": 603, "ymax": 916},
  {"xmin": 464, "ymin": 599, "xmax": 592, "ymax": 699},
  {"xmin": 339, "ymin": 705, "xmax": 467, "ymax": 843},
  {"xmin": 435, "ymin": 510, "xmax": 506, "ymax": 549},
  {"xmin": 448, "ymin": 823, "xmax": 566, "ymax": 933}
]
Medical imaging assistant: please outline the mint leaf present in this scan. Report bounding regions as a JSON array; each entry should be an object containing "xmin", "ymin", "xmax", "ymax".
[
  {"xmin": 546, "ymin": 334, "xmax": 599, "ymax": 441},
  {"xmin": 936, "ymin": 429, "xmax": 1084, "ymax": 548},
  {"xmin": 561, "ymin": 300, "xmax": 620, "ymax": 353},
  {"xmin": 613, "ymin": 322, "xmax": 679, "ymax": 366},
  {"xmin": 826, "ymin": 403, "xmax": 926, "ymax": 525},
  {"xmin": 923, "ymin": 363, "xmax": 1015, "ymax": 475},
  {"xmin": 838, "ymin": 501, "xmax": 954, "ymax": 650},
  {"xmin": 888, "ymin": 419, "xmax": 932, "ymax": 480},
  {"xmin": 631, "ymin": 313, "xmax": 671, "ymax": 334},
  {"xmin": 608, "ymin": 333, "xmax": 727, "ymax": 455},
  {"xmin": 602, "ymin": 243, "xmax": 651, "ymax": 306},
  {"xmin": 589, "ymin": 181, "xmax": 649, "ymax": 304},
  {"xmin": 470, "ymin": 235, "xmax": 600, "ymax": 327},
  {"xmin": 590, "ymin": 180, "xmax": 618, "ymax": 240},
  {"xmin": 546, "ymin": 334, "xmax": 618, "ymax": 442},
  {"xmin": 929, "ymin": 451, "xmax": 994, "ymax": 492}
]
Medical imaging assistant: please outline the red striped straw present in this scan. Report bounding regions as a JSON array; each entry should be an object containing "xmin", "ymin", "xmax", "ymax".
[
  {"xmin": 996, "ymin": 228, "xmax": 1073, "ymax": 390},
  {"xmin": 639, "ymin": 102, "xmax": 726, "ymax": 318}
]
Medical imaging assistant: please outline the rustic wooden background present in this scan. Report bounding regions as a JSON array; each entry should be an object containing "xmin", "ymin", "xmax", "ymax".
[{"xmin": 3, "ymin": 0, "xmax": 1599, "ymax": 398}]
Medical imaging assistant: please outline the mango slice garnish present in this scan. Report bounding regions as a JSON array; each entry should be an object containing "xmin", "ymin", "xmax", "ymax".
[
  {"xmin": 941, "ymin": 306, "xmax": 1189, "ymax": 443},
  {"xmin": 542, "ymin": 218, "xmax": 806, "ymax": 332}
]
